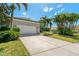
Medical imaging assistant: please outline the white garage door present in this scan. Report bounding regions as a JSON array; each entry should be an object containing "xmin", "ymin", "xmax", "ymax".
[{"xmin": 17, "ymin": 25, "xmax": 37, "ymax": 35}]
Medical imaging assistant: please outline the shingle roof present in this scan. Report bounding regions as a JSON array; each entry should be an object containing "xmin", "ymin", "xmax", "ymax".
[{"xmin": 13, "ymin": 17, "xmax": 39, "ymax": 23}]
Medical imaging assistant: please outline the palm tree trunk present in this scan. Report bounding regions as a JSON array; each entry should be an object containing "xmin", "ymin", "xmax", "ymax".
[{"xmin": 10, "ymin": 11, "xmax": 14, "ymax": 28}]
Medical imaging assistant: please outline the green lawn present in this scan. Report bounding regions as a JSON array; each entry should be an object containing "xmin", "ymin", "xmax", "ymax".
[
  {"xmin": 0, "ymin": 39, "xmax": 30, "ymax": 56},
  {"xmin": 51, "ymin": 34, "xmax": 79, "ymax": 43}
]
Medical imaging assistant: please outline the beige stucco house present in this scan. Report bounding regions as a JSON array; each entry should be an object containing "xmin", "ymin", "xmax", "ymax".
[{"xmin": 13, "ymin": 18, "xmax": 40, "ymax": 35}]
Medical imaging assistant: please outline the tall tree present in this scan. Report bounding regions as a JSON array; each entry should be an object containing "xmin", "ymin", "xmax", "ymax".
[
  {"xmin": 0, "ymin": 3, "xmax": 28, "ymax": 28},
  {"xmin": 10, "ymin": 3, "xmax": 28, "ymax": 27},
  {"xmin": 39, "ymin": 16, "xmax": 53, "ymax": 32},
  {"xmin": 54, "ymin": 13, "xmax": 79, "ymax": 35},
  {"xmin": 0, "ymin": 3, "xmax": 10, "ymax": 27}
]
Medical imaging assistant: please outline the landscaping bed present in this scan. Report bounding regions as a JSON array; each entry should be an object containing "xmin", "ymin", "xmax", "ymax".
[
  {"xmin": 51, "ymin": 34, "xmax": 79, "ymax": 43},
  {"xmin": 0, "ymin": 39, "xmax": 30, "ymax": 56},
  {"xmin": 41, "ymin": 32, "xmax": 79, "ymax": 43}
]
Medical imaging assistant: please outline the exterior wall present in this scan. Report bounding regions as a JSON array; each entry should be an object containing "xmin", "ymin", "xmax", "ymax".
[
  {"xmin": 36, "ymin": 25, "xmax": 40, "ymax": 34},
  {"xmin": 74, "ymin": 26, "xmax": 79, "ymax": 31},
  {"xmin": 13, "ymin": 18, "xmax": 40, "ymax": 34},
  {"xmin": 17, "ymin": 25, "xmax": 37, "ymax": 35}
]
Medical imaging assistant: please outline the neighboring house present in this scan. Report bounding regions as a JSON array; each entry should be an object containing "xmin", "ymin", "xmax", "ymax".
[
  {"xmin": 13, "ymin": 17, "xmax": 40, "ymax": 35},
  {"xmin": 74, "ymin": 25, "xmax": 79, "ymax": 31}
]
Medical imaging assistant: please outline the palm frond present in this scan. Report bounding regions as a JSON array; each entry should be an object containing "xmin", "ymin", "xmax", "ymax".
[
  {"xmin": 22, "ymin": 3, "xmax": 28, "ymax": 11},
  {"xmin": 16, "ymin": 3, "xmax": 21, "ymax": 10}
]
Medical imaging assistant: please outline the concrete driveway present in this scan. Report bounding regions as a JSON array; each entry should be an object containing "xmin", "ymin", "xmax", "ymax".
[{"xmin": 20, "ymin": 35, "xmax": 79, "ymax": 56}]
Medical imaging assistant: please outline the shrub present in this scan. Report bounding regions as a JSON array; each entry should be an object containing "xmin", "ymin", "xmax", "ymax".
[
  {"xmin": 40, "ymin": 27, "xmax": 51, "ymax": 32},
  {"xmin": 51, "ymin": 30, "xmax": 58, "ymax": 34},
  {"xmin": 8, "ymin": 31, "xmax": 19, "ymax": 40},
  {"xmin": 0, "ymin": 30, "xmax": 19, "ymax": 43},
  {"xmin": 58, "ymin": 28, "xmax": 73, "ymax": 36},
  {"xmin": 42, "ymin": 31, "xmax": 52, "ymax": 36},
  {"xmin": 64, "ymin": 28, "xmax": 73, "ymax": 36},
  {"xmin": 0, "ymin": 26, "xmax": 10, "ymax": 31},
  {"xmin": 45, "ymin": 28, "xmax": 51, "ymax": 31},
  {"xmin": 12, "ymin": 26, "xmax": 20, "ymax": 32}
]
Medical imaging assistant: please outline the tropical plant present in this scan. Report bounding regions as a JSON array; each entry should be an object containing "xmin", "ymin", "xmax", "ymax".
[
  {"xmin": 54, "ymin": 13, "xmax": 79, "ymax": 35},
  {"xmin": 0, "ymin": 3, "xmax": 10, "ymax": 27},
  {"xmin": 0, "ymin": 3, "xmax": 28, "ymax": 28},
  {"xmin": 0, "ymin": 3, "xmax": 28, "ymax": 42},
  {"xmin": 10, "ymin": 3, "xmax": 28, "ymax": 27},
  {"xmin": 47, "ymin": 18, "xmax": 53, "ymax": 29},
  {"xmin": 0, "ymin": 30, "xmax": 19, "ymax": 43},
  {"xmin": 39, "ymin": 16, "xmax": 53, "ymax": 32},
  {"xmin": 39, "ymin": 16, "xmax": 47, "ymax": 32}
]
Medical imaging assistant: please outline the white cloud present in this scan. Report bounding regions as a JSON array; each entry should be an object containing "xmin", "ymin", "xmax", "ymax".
[
  {"xmin": 60, "ymin": 8, "xmax": 65, "ymax": 12},
  {"xmin": 57, "ymin": 4, "xmax": 63, "ymax": 8},
  {"xmin": 43, "ymin": 7, "xmax": 53, "ymax": 12},
  {"xmin": 22, "ymin": 12, "xmax": 26, "ymax": 16},
  {"xmin": 22, "ymin": 12, "xmax": 29, "ymax": 18},
  {"xmin": 54, "ymin": 10, "xmax": 61, "ymax": 16},
  {"xmin": 54, "ymin": 7, "xmax": 65, "ymax": 16},
  {"xmin": 57, "ymin": 10, "xmax": 60, "ymax": 14},
  {"xmin": 54, "ymin": 10, "xmax": 61, "ymax": 15},
  {"xmin": 54, "ymin": 12, "xmax": 57, "ymax": 15},
  {"xmin": 43, "ymin": 7, "xmax": 49, "ymax": 12},
  {"xmin": 49, "ymin": 7, "xmax": 53, "ymax": 12}
]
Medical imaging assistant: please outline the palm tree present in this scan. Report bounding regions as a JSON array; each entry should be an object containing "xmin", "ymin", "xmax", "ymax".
[
  {"xmin": 69, "ymin": 13, "xmax": 79, "ymax": 29},
  {"xmin": 39, "ymin": 16, "xmax": 53, "ymax": 32},
  {"xmin": 10, "ymin": 3, "xmax": 28, "ymax": 27},
  {"xmin": 0, "ymin": 3, "xmax": 10, "ymax": 27},
  {"xmin": 54, "ymin": 13, "xmax": 79, "ymax": 35},
  {"xmin": 47, "ymin": 18, "xmax": 53, "ymax": 29},
  {"xmin": 0, "ymin": 3, "xmax": 28, "ymax": 28},
  {"xmin": 39, "ymin": 16, "xmax": 46, "ymax": 32},
  {"xmin": 40, "ymin": 16, "xmax": 47, "ymax": 28}
]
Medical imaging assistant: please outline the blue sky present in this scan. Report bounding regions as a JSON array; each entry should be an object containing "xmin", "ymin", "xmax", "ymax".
[{"xmin": 14, "ymin": 3, "xmax": 79, "ymax": 25}]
